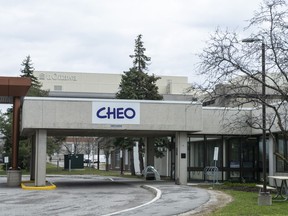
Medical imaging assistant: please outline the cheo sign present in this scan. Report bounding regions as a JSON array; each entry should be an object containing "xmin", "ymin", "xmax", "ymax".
[{"xmin": 92, "ymin": 101, "xmax": 140, "ymax": 124}]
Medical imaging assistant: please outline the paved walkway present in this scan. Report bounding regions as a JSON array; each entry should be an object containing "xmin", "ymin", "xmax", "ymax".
[{"xmin": 0, "ymin": 175, "xmax": 218, "ymax": 216}]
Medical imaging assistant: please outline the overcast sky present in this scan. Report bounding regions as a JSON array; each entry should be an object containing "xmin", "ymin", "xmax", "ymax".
[{"xmin": 0, "ymin": 0, "xmax": 263, "ymax": 84}]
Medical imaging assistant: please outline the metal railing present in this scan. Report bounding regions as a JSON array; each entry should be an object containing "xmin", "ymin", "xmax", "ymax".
[{"xmin": 204, "ymin": 166, "xmax": 219, "ymax": 184}]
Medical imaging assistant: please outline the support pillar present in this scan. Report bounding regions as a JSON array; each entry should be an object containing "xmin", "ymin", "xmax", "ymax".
[
  {"xmin": 145, "ymin": 137, "xmax": 155, "ymax": 167},
  {"xmin": 30, "ymin": 136, "xmax": 36, "ymax": 181},
  {"xmin": 268, "ymin": 135, "xmax": 275, "ymax": 186},
  {"xmin": 175, "ymin": 132, "xmax": 188, "ymax": 185},
  {"xmin": 35, "ymin": 129, "xmax": 47, "ymax": 186},
  {"xmin": 11, "ymin": 96, "xmax": 21, "ymax": 169},
  {"xmin": 7, "ymin": 96, "xmax": 22, "ymax": 186}
]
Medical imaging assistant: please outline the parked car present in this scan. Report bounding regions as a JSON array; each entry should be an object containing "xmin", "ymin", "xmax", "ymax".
[{"xmin": 83, "ymin": 159, "xmax": 91, "ymax": 164}]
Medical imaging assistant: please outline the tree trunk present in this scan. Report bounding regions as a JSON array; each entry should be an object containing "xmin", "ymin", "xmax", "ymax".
[
  {"xmin": 105, "ymin": 152, "xmax": 109, "ymax": 171},
  {"xmin": 138, "ymin": 141, "xmax": 144, "ymax": 173},
  {"xmin": 129, "ymin": 149, "xmax": 136, "ymax": 175}
]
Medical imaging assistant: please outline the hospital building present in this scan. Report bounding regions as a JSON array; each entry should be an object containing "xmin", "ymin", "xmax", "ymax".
[{"xmin": 31, "ymin": 70, "xmax": 288, "ymax": 184}]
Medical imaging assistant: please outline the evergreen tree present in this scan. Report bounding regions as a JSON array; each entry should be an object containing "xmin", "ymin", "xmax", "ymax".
[
  {"xmin": 0, "ymin": 109, "xmax": 12, "ymax": 158},
  {"xmin": 116, "ymin": 35, "xmax": 163, "ymax": 175},
  {"xmin": 21, "ymin": 55, "xmax": 41, "ymax": 88},
  {"xmin": 116, "ymin": 34, "xmax": 162, "ymax": 100},
  {"xmin": 0, "ymin": 109, "xmax": 30, "ymax": 169},
  {"xmin": 129, "ymin": 34, "xmax": 151, "ymax": 72},
  {"xmin": 116, "ymin": 67, "xmax": 162, "ymax": 100},
  {"xmin": 20, "ymin": 55, "xmax": 48, "ymax": 96}
]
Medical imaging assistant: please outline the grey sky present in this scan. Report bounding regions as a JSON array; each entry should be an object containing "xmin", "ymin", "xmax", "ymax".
[{"xmin": 0, "ymin": 0, "xmax": 263, "ymax": 83}]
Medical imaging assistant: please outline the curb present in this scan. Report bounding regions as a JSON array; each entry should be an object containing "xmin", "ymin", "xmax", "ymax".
[
  {"xmin": 102, "ymin": 184, "xmax": 162, "ymax": 216},
  {"xmin": 21, "ymin": 180, "xmax": 57, "ymax": 190}
]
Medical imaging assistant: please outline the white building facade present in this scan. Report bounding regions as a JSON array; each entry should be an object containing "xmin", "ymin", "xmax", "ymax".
[{"xmin": 34, "ymin": 71, "xmax": 193, "ymax": 98}]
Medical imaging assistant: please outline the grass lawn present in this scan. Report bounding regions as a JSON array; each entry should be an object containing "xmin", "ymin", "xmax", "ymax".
[
  {"xmin": 201, "ymin": 183, "xmax": 288, "ymax": 216},
  {"xmin": 0, "ymin": 162, "xmax": 140, "ymax": 178},
  {"xmin": 46, "ymin": 162, "xmax": 136, "ymax": 177}
]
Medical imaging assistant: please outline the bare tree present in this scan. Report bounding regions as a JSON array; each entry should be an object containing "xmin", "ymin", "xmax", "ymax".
[
  {"xmin": 63, "ymin": 136, "xmax": 83, "ymax": 155},
  {"xmin": 194, "ymin": 0, "xmax": 288, "ymax": 139},
  {"xmin": 97, "ymin": 137, "xmax": 115, "ymax": 171},
  {"xmin": 81, "ymin": 137, "xmax": 98, "ymax": 167}
]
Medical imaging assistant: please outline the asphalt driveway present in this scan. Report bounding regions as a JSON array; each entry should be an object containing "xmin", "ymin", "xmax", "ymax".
[{"xmin": 0, "ymin": 175, "xmax": 210, "ymax": 216}]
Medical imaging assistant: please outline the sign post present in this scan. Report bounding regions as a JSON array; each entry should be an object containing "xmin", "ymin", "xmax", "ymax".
[
  {"xmin": 213, "ymin": 147, "xmax": 219, "ymax": 184},
  {"xmin": 213, "ymin": 147, "xmax": 219, "ymax": 167},
  {"xmin": 4, "ymin": 156, "xmax": 9, "ymax": 172}
]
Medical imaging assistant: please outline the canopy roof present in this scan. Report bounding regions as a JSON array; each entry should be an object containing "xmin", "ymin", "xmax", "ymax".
[{"xmin": 0, "ymin": 77, "xmax": 31, "ymax": 103}]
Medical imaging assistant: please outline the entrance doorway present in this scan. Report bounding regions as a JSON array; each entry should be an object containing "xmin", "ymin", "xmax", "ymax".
[{"xmin": 227, "ymin": 137, "xmax": 259, "ymax": 182}]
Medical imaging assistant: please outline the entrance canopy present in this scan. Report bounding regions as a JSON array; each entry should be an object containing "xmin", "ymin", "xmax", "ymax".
[
  {"xmin": 20, "ymin": 96, "xmax": 255, "ymax": 187},
  {"xmin": 21, "ymin": 97, "xmax": 203, "ymax": 137},
  {"xmin": 0, "ymin": 76, "xmax": 31, "ymax": 103}
]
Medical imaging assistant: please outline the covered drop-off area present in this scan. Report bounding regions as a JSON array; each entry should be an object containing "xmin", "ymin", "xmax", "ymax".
[{"xmin": 20, "ymin": 97, "xmax": 203, "ymax": 187}]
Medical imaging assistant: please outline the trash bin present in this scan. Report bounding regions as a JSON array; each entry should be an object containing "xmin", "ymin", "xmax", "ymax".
[{"xmin": 64, "ymin": 154, "xmax": 84, "ymax": 169}]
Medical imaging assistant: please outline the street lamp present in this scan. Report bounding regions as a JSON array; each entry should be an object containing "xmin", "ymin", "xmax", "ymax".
[{"xmin": 242, "ymin": 38, "xmax": 268, "ymax": 195}]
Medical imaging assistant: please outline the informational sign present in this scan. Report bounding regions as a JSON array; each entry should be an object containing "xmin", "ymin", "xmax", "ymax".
[
  {"xmin": 38, "ymin": 72, "xmax": 77, "ymax": 81},
  {"xmin": 92, "ymin": 101, "xmax": 140, "ymax": 125},
  {"xmin": 213, "ymin": 147, "xmax": 219, "ymax": 161},
  {"xmin": 4, "ymin": 156, "xmax": 9, "ymax": 163}
]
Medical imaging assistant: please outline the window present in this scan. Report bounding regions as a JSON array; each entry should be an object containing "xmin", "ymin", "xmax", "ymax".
[
  {"xmin": 206, "ymin": 136, "xmax": 223, "ymax": 167},
  {"xmin": 54, "ymin": 85, "xmax": 62, "ymax": 91},
  {"xmin": 188, "ymin": 136, "xmax": 204, "ymax": 167},
  {"xmin": 276, "ymin": 135, "xmax": 288, "ymax": 172},
  {"xmin": 226, "ymin": 136, "xmax": 259, "ymax": 182}
]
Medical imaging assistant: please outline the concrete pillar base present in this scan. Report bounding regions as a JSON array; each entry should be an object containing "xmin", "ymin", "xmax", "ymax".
[
  {"xmin": 258, "ymin": 192, "xmax": 272, "ymax": 206},
  {"xmin": 7, "ymin": 170, "xmax": 22, "ymax": 187}
]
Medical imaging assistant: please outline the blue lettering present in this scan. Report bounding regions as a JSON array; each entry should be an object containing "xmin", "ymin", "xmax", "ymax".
[
  {"xmin": 106, "ymin": 107, "xmax": 116, "ymax": 119},
  {"xmin": 124, "ymin": 108, "xmax": 136, "ymax": 119},
  {"xmin": 117, "ymin": 107, "xmax": 125, "ymax": 119},
  {"xmin": 96, "ymin": 106, "xmax": 136, "ymax": 120},
  {"xmin": 96, "ymin": 107, "xmax": 106, "ymax": 118}
]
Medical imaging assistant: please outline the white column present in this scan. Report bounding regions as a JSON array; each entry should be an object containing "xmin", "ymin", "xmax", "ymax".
[
  {"xmin": 35, "ymin": 129, "xmax": 47, "ymax": 186},
  {"xmin": 175, "ymin": 132, "xmax": 188, "ymax": 185},
  {"xmin": 166, "ymin": 148, "xmax": 170, "ymax": 177},
  {"xmin": 125, "ymin": 149, "xmax": 129, "ymax": 166},
  {"xmin": 134, "ymin": 141, "xmax": 140, "ymax": 174},
  {"xmin": 30, "ymin": 136, "xmax": 36, "ymax": 181},
  {"xmin": 268, "ymin": 135, "xmax": 275, "ymax": 186}
]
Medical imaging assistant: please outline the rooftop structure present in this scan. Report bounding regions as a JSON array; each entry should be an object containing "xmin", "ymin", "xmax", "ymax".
[{"xmin": 34, "ymin": 71, "xmax": 195, "ymax": 101}]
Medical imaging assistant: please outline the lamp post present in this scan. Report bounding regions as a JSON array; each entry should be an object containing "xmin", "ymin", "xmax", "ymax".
[{"xmin": 242, "ymin": 38, "xmax": 269, "ymax": 196}]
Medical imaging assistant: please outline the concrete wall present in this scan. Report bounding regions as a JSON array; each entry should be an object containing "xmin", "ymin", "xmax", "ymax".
[
  {"xmin": 23, "ymin": 97, "xmax": 287, "ymax": 137},
  {"xmin": 34, "ymin": 71, "xmax": 193, "ymax": 95},
  {"xmin": 249, "ymin": 103, "xmax": 288, "ymax": 135},
  {"xmin": 34, "ymin": 71, "xmax": 122, "ymax": 94},
  {"xmin": 199, "ymin": 107, "xmax": 253, "ymax": 135},
  {"xmin": 155, "ymin": 76, "xmax": 191, "ymax": 94},
  {"xmin": 21, "ymin": 97, "xmax": 203, "ymax": 136}
]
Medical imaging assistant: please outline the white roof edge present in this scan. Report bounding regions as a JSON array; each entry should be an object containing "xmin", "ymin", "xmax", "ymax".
[
  {"xmin": 24, "ymin": 97, "xmax": 201, "ymax": 105},
  {"xmin": 203, "ymin": 106, "xmax": 253, "ymax": 111}
]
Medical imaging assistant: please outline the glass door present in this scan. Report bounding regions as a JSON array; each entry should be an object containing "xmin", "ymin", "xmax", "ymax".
[
  {"xmin": 227, "ymin": 137, "xmax": 258, "ymax": 182},
  {"xmin": 242, "ymin": 138, "xmax": 258, "ymax": 182}
]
